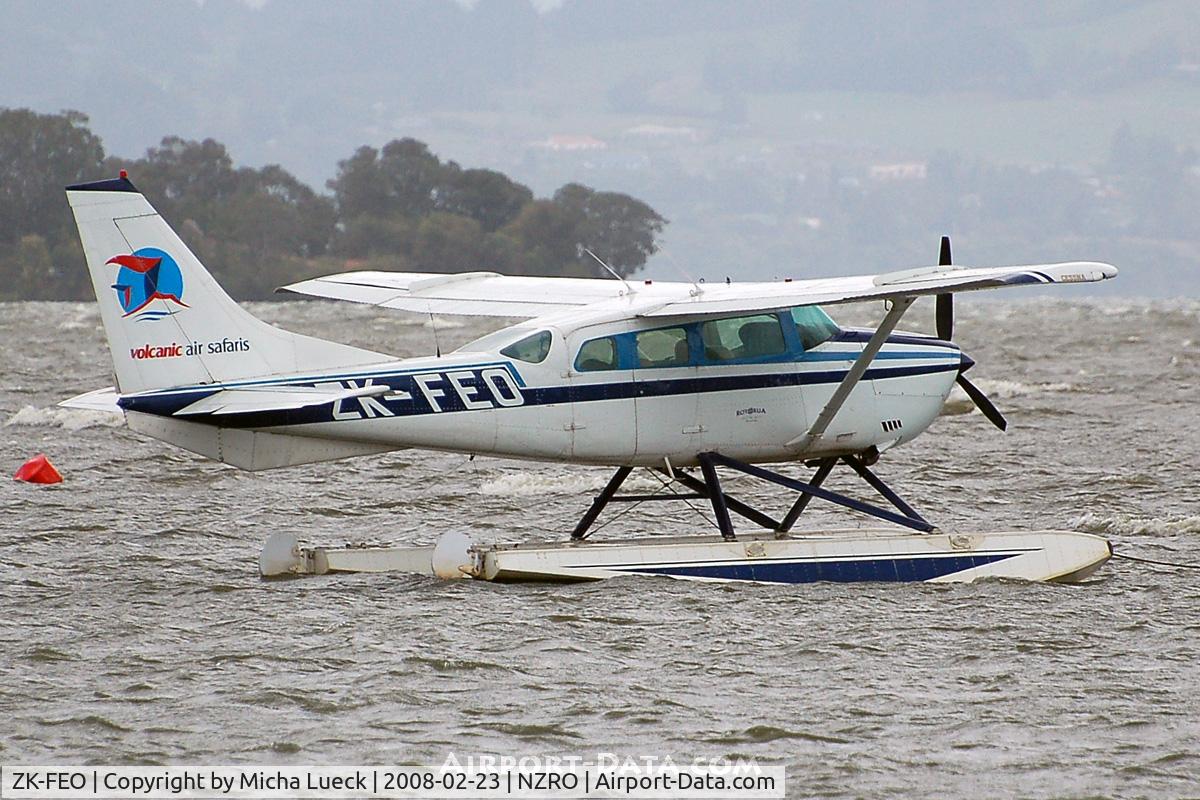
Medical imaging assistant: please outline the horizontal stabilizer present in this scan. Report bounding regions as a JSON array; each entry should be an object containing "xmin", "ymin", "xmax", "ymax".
[
  {"xmin": 173, "ymin": 383, "xmax": 390, "ymax": 416},
  {"xmin": 59, "ymin": 386, "xmax": 123, "ymax": 414}
]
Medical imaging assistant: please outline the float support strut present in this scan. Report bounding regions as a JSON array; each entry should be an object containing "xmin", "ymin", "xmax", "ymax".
[
  {"xmin": 667, "ymin": 469, "xmax": 782, "ymax": 532},
  {"xmin": 704, "ymin": 452, "xmax": 934, "ymax": 533},
  {"xmin": 697, "ymin": 453, "xmax": 737, "ymax": 541},
  {"xmin": 777, "ymin": 457, "xmax": 837, "ymax": 532},
  {"xmin": 572, "ymin": 466, "xmax": 632, "ymax": 540},
  {"xmin": 840, "ymin": 455, "xmax": 928, "ymax": 526}
]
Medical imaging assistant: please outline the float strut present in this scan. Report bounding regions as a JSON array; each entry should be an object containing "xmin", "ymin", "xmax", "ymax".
[
  {"xmin": 705, "ymin": 452, "xmax": 934, "ymax": 533},
  {"xmin": 697, "ymin": 453, "xmax": 737, "ymax": 541},
  {"xmin": 777, "ymin": 457, "xmax": 836, "ymax": 533},
  {"xmin": 571, "ymin": 466, "xmax": 632, "ymax": 541},
  {"xmin": 667, "ymin": 469, "xmax": 781, "ymax": 531},
  {"xmin": 840, "ymin": 455, "xmax": 928, "ymax": 526}
]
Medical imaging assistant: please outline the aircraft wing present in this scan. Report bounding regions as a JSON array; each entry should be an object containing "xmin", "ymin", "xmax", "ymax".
[
  {"xmin": 280, "ymin": 270, "xmax": 645, "ymax": 317},
  {"xmin": 280, "ymin": 261, "xmax": 1116, "ymax": 319},
  {"xmin": 637, "ymin": 261, "xmax": 1118, "ymax": 317}
]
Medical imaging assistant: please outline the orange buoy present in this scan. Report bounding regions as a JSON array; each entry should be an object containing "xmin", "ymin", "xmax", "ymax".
[{"xmin": 13, "ymin": 453, "xmax": 63, "ymax": 484}]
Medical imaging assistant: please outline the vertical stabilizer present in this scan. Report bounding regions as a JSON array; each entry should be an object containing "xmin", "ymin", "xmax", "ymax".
[{"xmin": 65, "ymin": 174, "xmax": 390, "ymax": 394}]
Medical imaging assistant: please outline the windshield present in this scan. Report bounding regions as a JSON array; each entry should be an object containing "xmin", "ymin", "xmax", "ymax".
[
  {"xmin": 500, "ymin": 330, "xmax": 552, "ymax": 363},
  {"xmin": 791, "ymin": 305, "xmax": 840, "ymax": 350}
]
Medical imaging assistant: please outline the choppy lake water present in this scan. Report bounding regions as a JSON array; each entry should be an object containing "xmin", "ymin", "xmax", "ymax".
[{"xmin": 2, "ymin": 298, "xmax": 1199, "ymax": 799}]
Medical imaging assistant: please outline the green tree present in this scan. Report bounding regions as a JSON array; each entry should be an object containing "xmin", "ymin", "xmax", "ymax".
[
  {"xmin": 0, "ymin": 108, "xmax": 105, "ymax": 246},
  {"xmin": 499, "ymin": 200, "xmax": 582, "ymax": 276},
  {"xmin": 335, "ymin": 215, "xmax": 417, "ymax": 260},
  {"xmin": 437, "ymin": 168, "xmax": 533, "ymax": 232},
  {"xmin": 553, "ymin": 183, "xmax": 667, "ymax": 277},
  {"xmin": 0, "ymin": 108, "xmax": 106, "ymax": 299},
  {"xmin": 412, "ymin": 213, "xmax": 486, "ymax": 273},
  {"xmin": 329, "ymin": 138, "xmax": 447, "ymax": 222}
]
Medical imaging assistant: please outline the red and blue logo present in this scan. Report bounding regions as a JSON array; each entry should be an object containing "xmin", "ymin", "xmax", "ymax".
[{"xmin": 107, "ymin": 247, "xmax": 188, "ymax": 321}]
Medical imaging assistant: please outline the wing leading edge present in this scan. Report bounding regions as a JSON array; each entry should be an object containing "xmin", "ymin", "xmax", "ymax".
[
  {"xmin": 280, "ymin": 270, "xmax": 640, "ymax": 317},
  {"xmin": 639, "ymin": 261, "xmax": 1117, "ymax": 317}
]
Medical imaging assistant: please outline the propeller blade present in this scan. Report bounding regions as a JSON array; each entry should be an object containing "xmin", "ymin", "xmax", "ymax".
[
  {"xmin": 936, "ymin": 293, "xmax": 953, "ymax": 341},
  {"xmin": 936, "ymin": 235, "xmax": 953, "ymax": 340},
  {"xmin": 956, "ymin": 373, "xmax": 1008, "ymax": 431}
]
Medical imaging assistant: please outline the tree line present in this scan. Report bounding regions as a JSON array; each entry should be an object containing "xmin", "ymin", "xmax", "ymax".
[{"xmin": 0, "ymin": 108, "xmax": 667, "ymax": 301}]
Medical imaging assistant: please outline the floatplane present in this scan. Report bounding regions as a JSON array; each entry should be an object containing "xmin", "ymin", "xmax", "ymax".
[{"xmin": 62, "ymin": 173, "xmax": 1117, "ymax": 585}]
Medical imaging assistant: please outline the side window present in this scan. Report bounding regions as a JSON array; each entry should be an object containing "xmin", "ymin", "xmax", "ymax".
[
  {"xmin": 700, "ymin": 314, "xmax": 786, "ymax": 362},
  {"xmin": 501, "ymin": 330, "xmax": 552, "ymax": 363},
  {"xmin": 791, "ymin": 306, "xmax": 840, "ymax": 350},
  {"xmin": 635, "ymin": 327, "xmax": 690, "ymax": 368},
  {"xmin": 575, "ymin": 337, "xmax": 617, "ymax": 371}
]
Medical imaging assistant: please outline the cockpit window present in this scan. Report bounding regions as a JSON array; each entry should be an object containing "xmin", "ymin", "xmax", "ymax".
[
  {"xmin": 636, "ymin": 327, "xmax": 690, "ymax": 368},
  {"xmin": 500, "ymin": 330, "xmax": 552, "ymax": 363},
  {"xmin": 575, "ymin": 337, "xmax": 618, "ymax": 371},
  {"xmin": 791, "ymin": 306, "xmax": 840, "ymax": 350},
  {"xmin": 700, "ymin": 314, "xmax": 786, "ymax": 362}
]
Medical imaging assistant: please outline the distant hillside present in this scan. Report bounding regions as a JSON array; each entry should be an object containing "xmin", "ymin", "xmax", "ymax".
[{"xmin": 2, "ymin": 1, "xmax": 1196, "ymax": 293}]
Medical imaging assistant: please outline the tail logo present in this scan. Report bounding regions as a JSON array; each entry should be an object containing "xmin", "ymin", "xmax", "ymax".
[{"xmin": 107, "ymin": 247, "xmax": 188, "ymax": 321}]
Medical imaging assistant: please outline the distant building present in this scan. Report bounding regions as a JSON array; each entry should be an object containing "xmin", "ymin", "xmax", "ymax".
[
  {"xmin": 624, "ymin": 124, "xmax": 701, "ymax": 143},
  {"xmin": 869, "ymin": 162, "xmax": 927, "ymax": 181}
]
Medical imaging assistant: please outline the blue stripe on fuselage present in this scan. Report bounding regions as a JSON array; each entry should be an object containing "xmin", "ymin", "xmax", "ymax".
[
  {"xmin": 118, "ymin": 359, "xmax": 960, "ymax": 428},
  {"xmin": 834, "ymin": 330, "xmax": 959, "ymax": 349}
]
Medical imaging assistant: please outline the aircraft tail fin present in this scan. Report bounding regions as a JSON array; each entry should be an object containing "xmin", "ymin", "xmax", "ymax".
[{"xmin": 65, "ymin": 174, "xmax": 390, "ymax": 395}]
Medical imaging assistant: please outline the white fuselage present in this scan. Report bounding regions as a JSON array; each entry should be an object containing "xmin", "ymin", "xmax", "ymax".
[{"xmin": 124, "ymin": 307, "xmax": 962, "ymax": 468}]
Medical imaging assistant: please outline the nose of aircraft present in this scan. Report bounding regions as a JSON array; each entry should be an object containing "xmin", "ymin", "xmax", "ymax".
[{"xmin": 959, "ymin": 351, "xmax": 975, "ymax": 372}]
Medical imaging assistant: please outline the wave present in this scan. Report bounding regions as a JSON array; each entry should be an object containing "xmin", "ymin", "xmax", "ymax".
[
  {"xmin": 1072, "ymin": 512, "xmax": 1200, "ymax": 536},
  {"xmin": 479, "ymin": 468, "xmax": 666, "ymax": 497},
  {"xmin": 941, "ymin": 378, "xmax": 1075, "ymax": 415},
  {"xmin": 54, "ymin": 305, "xmax": 100, "ymax": 332},
  {"xmin": 4, "ymin": 405, "xmax": 123, "ymax": 431}
]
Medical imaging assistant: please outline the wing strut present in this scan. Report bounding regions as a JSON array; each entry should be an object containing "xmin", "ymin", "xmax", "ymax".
[{"xmin": 787, "ymin": 296, "xmax": 916, "ymax": 451}]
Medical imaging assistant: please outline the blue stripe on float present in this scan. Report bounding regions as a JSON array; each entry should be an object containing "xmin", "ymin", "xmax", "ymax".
[{"xmin": 606, "ymin": 552, "xmax": 1021, "ymax": 583}]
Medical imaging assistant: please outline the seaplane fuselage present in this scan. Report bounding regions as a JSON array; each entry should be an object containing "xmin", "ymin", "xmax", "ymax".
[{"xmin": 114, "ymin": 302, "xmax": 961, "ymax": 468}]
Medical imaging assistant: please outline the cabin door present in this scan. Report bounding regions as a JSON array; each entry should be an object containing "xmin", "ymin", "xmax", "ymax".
[
  {"xmin": 568, "ymin": 331, "xmax": 637, "ymax": 462},
  {"xmin": 631, "ymin": 324, "xmax": 701, "ymax": 459}
]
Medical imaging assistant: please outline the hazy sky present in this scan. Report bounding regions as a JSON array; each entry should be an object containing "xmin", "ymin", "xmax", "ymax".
[{"xmin": 5, "ymin": 0, "xmax": 1197, "ymax": 291}]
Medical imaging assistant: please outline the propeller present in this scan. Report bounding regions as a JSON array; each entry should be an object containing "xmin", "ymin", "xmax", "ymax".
[
  {"xmin": 935, "ymin": 236, "xmax": 953, "ymax": 340},
  {"xmin": 936, "ymin": 235, "xmax": 1008, "ymax": 431}
]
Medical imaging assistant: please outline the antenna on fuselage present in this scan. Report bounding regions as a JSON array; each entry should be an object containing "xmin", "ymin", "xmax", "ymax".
[
  {"xmin": 583, "ymin": 248, "xmax": 635, "ymax": 296},
  {"xmin": 657, "ymin": 244, "xmax": 704, "ymax": 297},
  {"xmin": 426, "ymin": 302, "xmax": 442, "ymax": 358}
]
